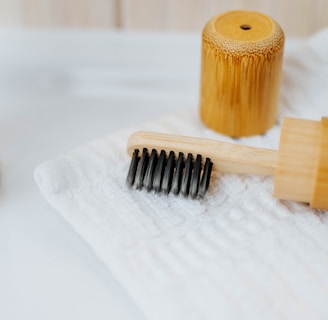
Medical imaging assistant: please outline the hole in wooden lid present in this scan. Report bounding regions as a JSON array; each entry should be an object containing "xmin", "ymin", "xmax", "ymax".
[{"xmin": 240, "ymin": 24, "xmax": 252, "ymax": 30}]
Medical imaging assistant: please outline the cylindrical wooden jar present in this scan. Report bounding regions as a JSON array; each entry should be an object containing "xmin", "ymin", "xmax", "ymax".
[{"xmin": 199, "ymin": 10, "xmax": 285, "ymax": 137}]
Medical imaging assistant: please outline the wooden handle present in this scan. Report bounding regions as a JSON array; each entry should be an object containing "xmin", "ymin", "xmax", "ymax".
[
  {"xmin": 127, "ymin": 117, "xmax": 328, "ymax": 209},
  {"xmin": 274, "ymin": 117, "xmax": 328, "ymax": 209},
  {"xmin": 127, "ymin": 131, "xmax": 277, "ymax": 176}
]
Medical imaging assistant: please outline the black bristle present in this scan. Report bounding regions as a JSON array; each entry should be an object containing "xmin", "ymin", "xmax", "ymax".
[
  {"xmin": 135, "ymin": 148, "xmax": 149, "ymax": 189},
  {"xmin": 161, "ymin": 151, "xmax": 175, "ymax": 194},
  {"xmin": 152, "ymin": 150, "xmax": 166, "ymax": 193},
  {"xmin": 126, "ymin": 148, "xmax": 213, "ymax": 198},
  {"xmin": 143, "ymin": 149, "xmax": 158, "ymax": 192},
  {"xmin": 180, "ymin": 153, "xmax": 193, "ymax": 196},
  {"xmin": 198, "ymin": 158, "xmax": 213, "ymax": 198},
  {"xmin": 126, "ymin": 149, "xmax": 139, "ymax": 187},
  {"xmin": 190, "ymin": 154, "xmax": 202, "ymax": 199},
  {"xmin": 171, "ymin": 152, "xmax": 184, "ymax": 195}
]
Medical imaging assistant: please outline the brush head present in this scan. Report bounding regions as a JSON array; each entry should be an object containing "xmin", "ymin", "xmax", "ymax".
[{"xmin": 126, "ymin": 148, "xmax": 213, "ymax": 199}]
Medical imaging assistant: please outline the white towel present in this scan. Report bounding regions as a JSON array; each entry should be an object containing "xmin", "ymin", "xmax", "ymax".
[{"xmin": 34, "ymin": 29, "xmax": 328, "ymax": 320}]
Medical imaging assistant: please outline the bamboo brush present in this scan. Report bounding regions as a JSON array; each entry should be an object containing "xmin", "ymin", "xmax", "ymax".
[{"xmin": 126, "ymin": 117, "xmax": 328, "ymax": 210}]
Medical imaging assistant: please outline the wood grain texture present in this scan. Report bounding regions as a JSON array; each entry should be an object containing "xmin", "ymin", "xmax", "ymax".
[
  {"xmin": 199, "ymin": 11, "xmax": 285, "ymax": 137},
  {"xmin": 127, "ymin": 131, "xmax": 277, "ymax": 175},
  {"xmin": 121, "ymin": 0, "xmax": 328, "ymax": 36},
  {"xmin": 120, "ymin": 0, "xmax": 168, "ymax": 30},
  {"xmin": 128, "ymin": 116, "xmax": 328, "ymax": 209},
  {"xmin": 0, "ymin": 0, "xmax": 118, "ymax": 28},
  {"xmin": 0, "ymin": 0, "xmax": 327, "ymax": 36},
  {"xmin": 311, "ymin": 117, "xmax": 328, "ymax": 208},
  {"xmin": 274, "ymin": 118, "xmax": 321, "ymax": 204}
]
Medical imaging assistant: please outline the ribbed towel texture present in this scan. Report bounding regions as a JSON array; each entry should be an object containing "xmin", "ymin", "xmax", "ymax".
[{"xmin": 35, "ymin": 29, "xmax": 328, "ymax": 320}]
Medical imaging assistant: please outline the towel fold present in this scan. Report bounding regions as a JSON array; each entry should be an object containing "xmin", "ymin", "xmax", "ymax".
[{"xmin": 35, "ymin": 28, "xmax": 328, "ymax": 320}]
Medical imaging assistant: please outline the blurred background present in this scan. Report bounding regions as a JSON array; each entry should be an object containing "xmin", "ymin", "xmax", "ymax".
[
  {"xmin": 1, "ymin": 0, "xmax": 328, "ymax": 36},
  {"xmin": 1, "ymin": 2, "xmax": 328, "ymax": 320}
]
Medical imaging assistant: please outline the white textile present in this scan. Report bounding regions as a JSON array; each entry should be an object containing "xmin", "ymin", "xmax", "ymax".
[{"xmin": 34, "ymin": 29, "xmax": 328, "ymax": 320}]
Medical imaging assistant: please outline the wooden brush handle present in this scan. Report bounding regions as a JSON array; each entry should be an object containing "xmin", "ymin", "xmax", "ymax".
[
  {"xmin": 127, "ymin": 131, "xmax": 277, "ymax": 176},
  {"xmin": 127, "ymin": 117, "xmax": 328, "ymax": 209},
  {"xmin": 274, "ymin": 117, "xmax": 328, "ymax": 209}
]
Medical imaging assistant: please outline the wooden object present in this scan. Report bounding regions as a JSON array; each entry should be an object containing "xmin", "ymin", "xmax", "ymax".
[
  {"xmin": 199, "ymin": 10, "xmax": 285, "ymax": 137},
  {"xmin": 273, "ymin": 117, "xmax": 328, "ymax": 208},
  {"xmin": 127, "ymin": 117, "xmax": 328, "ymax": 210},
  {"xmin": 2, "ymin": 1, "xmax": 328, "ymax": 37}
]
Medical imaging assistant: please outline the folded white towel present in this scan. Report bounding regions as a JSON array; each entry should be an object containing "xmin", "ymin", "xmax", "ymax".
[{"xmin": 34, "ymin": 29, "xmax": 328, "ymax": 320}]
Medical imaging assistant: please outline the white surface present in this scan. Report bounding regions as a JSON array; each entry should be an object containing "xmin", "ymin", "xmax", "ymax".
[
  {"xmin": 33, "ymin": 29, "xmax": 328, "ymax": 320},
  {"xmin": 0, "ymin": 29, "xmax": 201, "ymax": 320},
  {"xmin": 2, "ymin": 27, "xmax": 328, "ymax": 320}
]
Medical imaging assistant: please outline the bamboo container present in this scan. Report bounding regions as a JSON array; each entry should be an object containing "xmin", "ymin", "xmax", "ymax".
[
  {"xmin": 199, "ymin": 10, "xmax": 285, "ymax": 137},
  {"xmin": 127, "ymin": 117, "xmax": 328, "ymax": 210}
]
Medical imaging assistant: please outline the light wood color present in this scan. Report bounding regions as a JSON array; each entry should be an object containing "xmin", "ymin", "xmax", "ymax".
[
  {"xmin": 311, "ymin": 117, "xmax": 328, "ymax": 208},
  {"xmin": 121, "ymin": 0, "xmax": 328, "ymax": 37},
  {"xmin": 0, "ymin": 0, "xmax": 118, "ymax": 28},
  {"xmin": 199, "ymin": 10, "xmax": 284, "ymax": 137},
  {"xmin": 127, "ymin": 117, "xmax": 328, "ymax": 209},
  {"xmin": 274, "ymin": 117, "xmax": 328, "ymax": 209},
  {"xmin": 127, "ymin": 130, "xmax": 277, "ymax": 176},
  {"xmin": 1, "ymin": 0, "xmax": 328, "ymax": 37}
]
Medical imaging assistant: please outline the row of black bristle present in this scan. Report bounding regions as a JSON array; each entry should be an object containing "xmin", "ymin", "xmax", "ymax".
[{"xmin": 126, "ymin": 148, "xmax": 213, "ymax": 199}]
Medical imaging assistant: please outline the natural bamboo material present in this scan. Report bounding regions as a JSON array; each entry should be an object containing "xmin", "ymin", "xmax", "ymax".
[
  {"xmin": 199, "ymin": 10, "xmax": 285, "ymax": 137},
  {"xmin": 273, "ymin": 117, "xmax": 328, "ymax": 208},
  {"xmin": 127, "ymin": 117, "xmax": 328, "ymax": 210}
]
